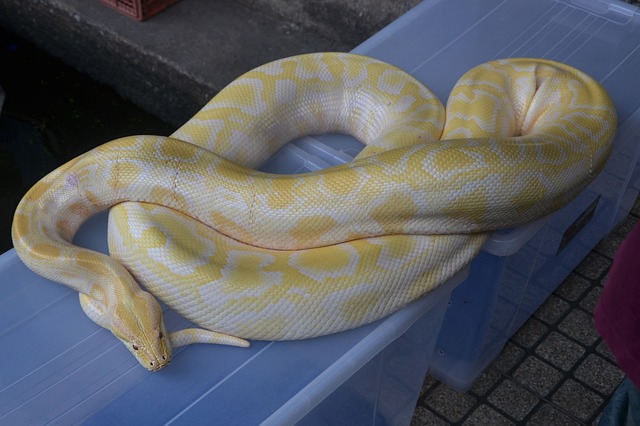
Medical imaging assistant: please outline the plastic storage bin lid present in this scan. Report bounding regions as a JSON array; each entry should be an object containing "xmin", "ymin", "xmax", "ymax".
[
  {"xmin": 0, "ymin": 216, "xmax": 466, "ymax": 424},
  {"xmin": 353, "ymin": 0, "xmax": 640, "ymax": 257},
  {"xmin": 0, "ymin": 132, "xmax": 467, "ymax": 424}
]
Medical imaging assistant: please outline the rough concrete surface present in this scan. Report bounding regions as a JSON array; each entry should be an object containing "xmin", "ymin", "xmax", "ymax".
[
  {"xmin": 0, "ymin": 0, "xmax": 416, "ymax": 126},
  {"xmin": 237, "ymin": 0, "xmax": 421, "ymax": 46}
]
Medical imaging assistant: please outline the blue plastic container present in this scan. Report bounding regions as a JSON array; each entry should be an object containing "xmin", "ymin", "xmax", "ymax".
[
  {"xmin": 354, "ymin": 0, "xmax": 640, "ymax": 390},
  {"xmin": 0, "ymin": 128, "xmax": 469, "ymax": 424}
]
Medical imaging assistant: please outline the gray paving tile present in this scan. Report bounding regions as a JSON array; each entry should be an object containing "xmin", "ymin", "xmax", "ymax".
[
  {"xmin": 411, "ymin": 406, "xmax": 449, "ymax": 426},
  {"xmin": 558, "ymin": 308, "xmax": 600, "ymax": 346},
  {"xmin": 596, "ymin": 339, "xmax": 617, "ymax": 363},
  {"xmin": 512, "ymin": 318, "xmax": 548, "ymax": 349},
  {"xmin": 487, "ymin": 378, "xmax": 539, "ymax": 421},
  {"xmin": 533, "ymin": 294, "xmax": 570, "ymax": 325},
  {"xmin": 425, "ymin": 383, "xmax": 477, "ymax": 423},
  {"xmin": 469, "ymin": 368, "xmax": 501, "ymax": 396},
  {"xmin": 595, "ymin": 233, "xmax": 625, "ymax": 258},
  {"xmin": 594, "ymin": 215, "xmax": 635, "ymax": 259},
  {"xmin": 555, "ymin": 272, "xmax": 591, "ymax": 302},
  {"xmin": 612, "ymin": 213, "xmax": 639, "ymax": 236},
  {"xmin": 551, "ymin": 379, "xmax": 603, "ymax": 422},
  {"xmin": 600, "ymin": 273, "xmax": 610, "ymax": 287},
  {"xmin": 420, "ymin": 374, "xmax": 439, "ymax": 400},
  {"xmin": 574, "ymin": 252, "xmax": 611, "ymax": 280},
  {"xmin": 512, "ymin": 356, "xmax": 564, "ymax": 396},
  {"xmin": 574, "ymin": 354, "xmax": 624, "ymax": 395},
  {"xmin": 526, "ymin": 403, "xmax": 581, "ymax": 426},
  {"xmin": 579, "ymin": 285, "xmax": 602, "ymax": 313},
  {"xmin": 535, "ymin": 331, "xmax": 585, "ymax": 371},
  {"xmin": 463, "ymin": 405, "xmax": 514, "ymax": 426},
  {"xmin": 493, "ymin": 342, "xmax": 526, "ymax": 373}
]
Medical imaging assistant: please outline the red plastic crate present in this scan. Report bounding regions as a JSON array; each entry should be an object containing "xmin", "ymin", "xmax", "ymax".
[{"xmin": 98, "ymin": 0, "xmax": 181, "ymax": 21}]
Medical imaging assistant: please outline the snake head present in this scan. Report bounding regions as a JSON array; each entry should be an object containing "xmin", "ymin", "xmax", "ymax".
[{"xmin": 109, "ymin": 291, "xmax": 173, "ymax": 371}]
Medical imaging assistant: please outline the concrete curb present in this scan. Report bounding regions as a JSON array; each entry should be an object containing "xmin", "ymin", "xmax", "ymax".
[{"xmin": 0, "ymin": 0, "xmax": 417, "ymax": 126}]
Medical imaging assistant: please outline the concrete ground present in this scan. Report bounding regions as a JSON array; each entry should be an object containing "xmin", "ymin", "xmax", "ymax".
[
  {"xmin": 0, "ymin": 1, "xmax": 633, "ymax": 425},
  {"xmin": 0, "ymin": 0, "xmax": 418, "ymax": 127}
]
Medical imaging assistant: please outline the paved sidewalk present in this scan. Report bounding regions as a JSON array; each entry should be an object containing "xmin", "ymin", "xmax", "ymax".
[{"xmin": 412, "ymin": 205, "xmax": 639, "ymax": 425}]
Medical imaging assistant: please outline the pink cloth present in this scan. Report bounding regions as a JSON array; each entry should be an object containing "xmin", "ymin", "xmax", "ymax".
[{"xmin": 595, "ymin": 221, "xmax": 640, "ymax": 389}]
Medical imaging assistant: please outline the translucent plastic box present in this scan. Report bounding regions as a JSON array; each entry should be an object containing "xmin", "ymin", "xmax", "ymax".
[
  {"xmin": 0, "ymin": 132, "xmax": 467, "ymax": 424},
  {"xmin": 351, "ymin": 0, "xmax": 640, "ymax": 390}
]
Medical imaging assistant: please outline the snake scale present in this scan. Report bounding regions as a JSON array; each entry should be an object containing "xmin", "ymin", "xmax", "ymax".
[{"xmin": 12, "ymin": 53, "xmax": 616, "ymax": 371}]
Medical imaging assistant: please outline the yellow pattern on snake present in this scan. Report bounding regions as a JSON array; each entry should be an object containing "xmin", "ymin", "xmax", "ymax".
[{"xmin": 11, "ymin": 53, "xmax": 616, "ymax": 371}]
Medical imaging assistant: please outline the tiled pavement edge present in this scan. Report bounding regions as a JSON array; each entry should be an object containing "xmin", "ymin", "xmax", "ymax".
[{"xmin": 411, "ymin": 200, "xmax": 640, "ymax": 425}]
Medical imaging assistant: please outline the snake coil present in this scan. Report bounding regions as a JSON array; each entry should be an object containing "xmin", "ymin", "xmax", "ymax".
[{"xmin": 12, "ymin": 53, "xmax": 616, "ymax": 370}]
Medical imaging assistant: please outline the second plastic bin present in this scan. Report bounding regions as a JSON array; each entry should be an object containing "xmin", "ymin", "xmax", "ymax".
[{"xmin": 352, "ymin": 0, "xmax": 640, "ymax": 390}]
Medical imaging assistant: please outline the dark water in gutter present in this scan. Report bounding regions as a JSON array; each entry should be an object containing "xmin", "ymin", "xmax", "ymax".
[{"xmin": 0, "ymin": 27, "xmax": 174, "ymax": 252}]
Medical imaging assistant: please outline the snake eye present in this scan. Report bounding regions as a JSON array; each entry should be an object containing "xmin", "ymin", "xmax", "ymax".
[
  {"xmin": 133, "ymin": 344, "xmax": 139, "ymax": 351},
  {"xmin": 159, "ymin": 332, "xmax": 164, "ymax": 339}
]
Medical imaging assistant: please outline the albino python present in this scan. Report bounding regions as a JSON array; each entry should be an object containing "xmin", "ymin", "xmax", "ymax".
[{"xmin": 12, "ymin": 53, "xmax": 616, "ymax": 371}]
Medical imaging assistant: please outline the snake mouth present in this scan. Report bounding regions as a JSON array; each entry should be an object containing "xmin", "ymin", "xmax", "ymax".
[
  {"xmin": 147, "ymin": 355, "xmax": 171, "ymax": 371},
  {"xmin": 127, "ymin": 330, "xmax": 172, "ymax": 371},
  {"xmin": 130, "ymin": 348, "xmax": 171, "ymax": 371},
  {"xmin": 136, "ymin": 345, "xmax": 171, "ymax": 371}
]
